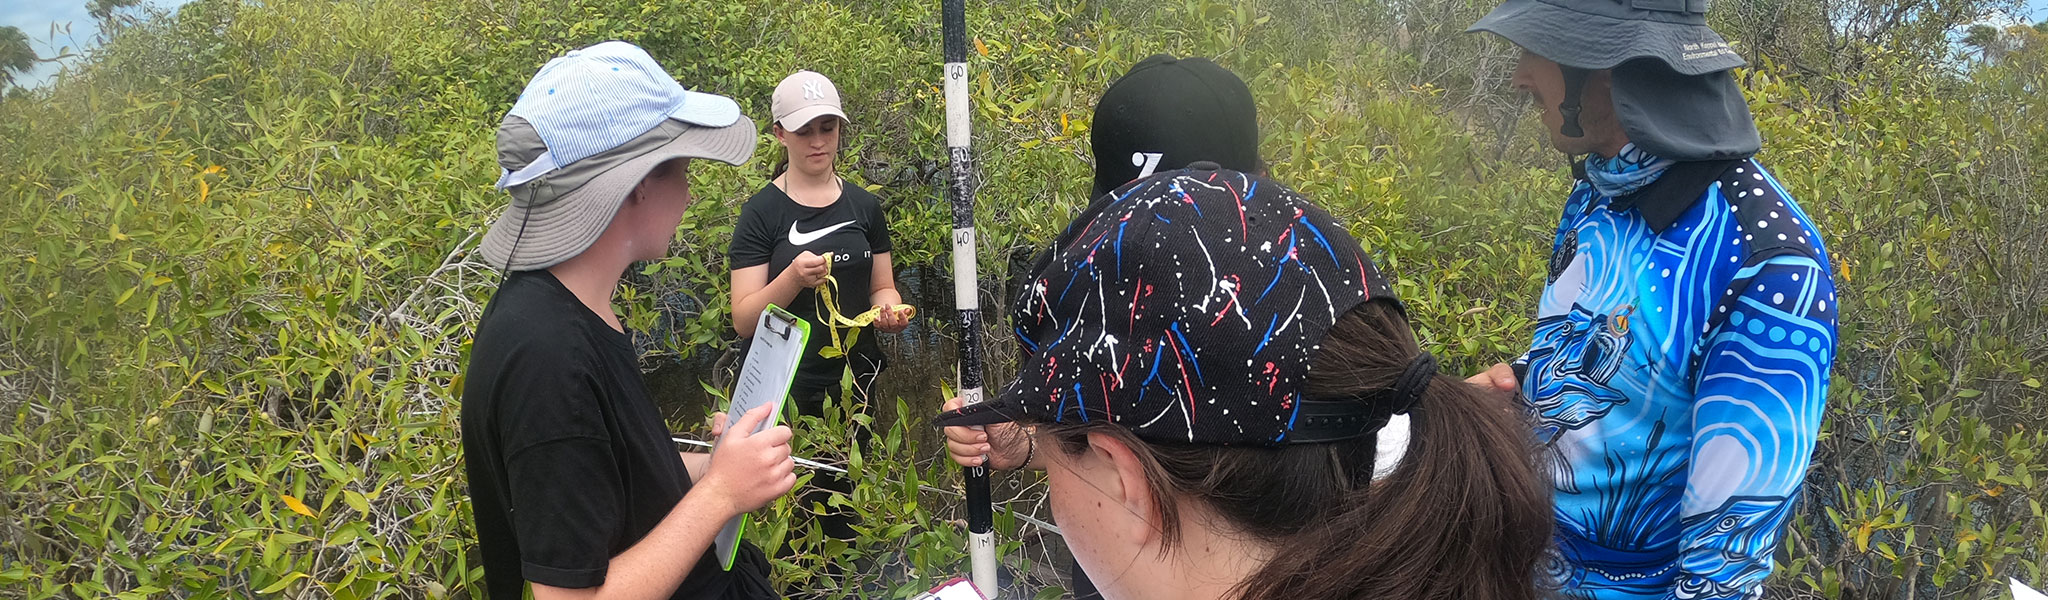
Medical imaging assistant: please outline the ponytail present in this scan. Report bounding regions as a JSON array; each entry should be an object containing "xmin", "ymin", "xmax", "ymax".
[
  {"xmin": 767, "ymin": 122, "xmax": 789, "ymax": 181},
  {"xmin": 1235, "ymin": 301, "xmax": 1553, "ymax": 600}
]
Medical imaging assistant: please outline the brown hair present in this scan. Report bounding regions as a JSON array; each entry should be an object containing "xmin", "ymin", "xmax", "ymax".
[{"xmin": 1041, "ymin": 301, "xmax": 1554, "ymax": 600}]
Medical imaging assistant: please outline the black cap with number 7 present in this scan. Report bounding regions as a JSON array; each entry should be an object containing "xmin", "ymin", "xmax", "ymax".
[{"xmin": 1089, "ymin": 55, "xmax": 1262, "ymax": 198}]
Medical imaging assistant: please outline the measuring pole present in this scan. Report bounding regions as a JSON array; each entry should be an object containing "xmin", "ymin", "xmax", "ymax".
[{"xmin": 941, "ymin": 0, "xmax": 998, "ymax": 596}]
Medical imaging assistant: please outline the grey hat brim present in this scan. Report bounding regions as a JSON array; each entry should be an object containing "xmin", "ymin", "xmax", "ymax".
[
  {"xmin": 480, "ymin": 116, "xmax": 757, "ymax": 271},
  {"xmin": 1467, "ymin": 0, "xmax": 1745, "ymax": 75}
]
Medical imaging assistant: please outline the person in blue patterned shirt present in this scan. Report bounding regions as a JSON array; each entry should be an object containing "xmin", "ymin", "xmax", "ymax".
[{"xmin": 1462, "ymin": 1, "xmax": 1840, "ymax": 598}]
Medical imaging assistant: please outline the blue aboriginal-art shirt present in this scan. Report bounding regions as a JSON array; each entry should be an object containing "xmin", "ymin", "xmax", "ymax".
[{"xmin": 1517, "ymin": 145, "xmax": 1838, "ymax": 599}]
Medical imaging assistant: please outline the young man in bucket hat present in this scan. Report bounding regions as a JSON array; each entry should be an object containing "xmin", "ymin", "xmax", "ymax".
[
  {"xmin": 460, "ymin": 41, "xmax": 792, "ymax": 600},
  {"xmin": 1463, "ymin": 1, "xmax": 1840, "ymax": 597}
]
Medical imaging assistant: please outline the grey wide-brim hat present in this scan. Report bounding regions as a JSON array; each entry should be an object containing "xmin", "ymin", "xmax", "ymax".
[
  {"xmin": 479, "ymin": 115, "xmax": 757, "ymax": 271},
  {"xmin": 1609, "ymin": 61, "xmax": 1760, "ymax": 161},
  {"xmin": 1467, "ymin": 0, "xmax": 1744, "ymax": 75},
  {"xmin": 1468, "ymin": 0, "xmax": 1760, "ymax": 161}
]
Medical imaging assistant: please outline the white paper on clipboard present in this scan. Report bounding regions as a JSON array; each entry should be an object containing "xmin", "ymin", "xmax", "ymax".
[
  {"xmin": 912, "ymin": 577, "xmax": 990, "ymax": 600},
  {"xmin": 713, "ymin": 305, "xmax": 809, "ymax": 570},
  {"xmin": 2015, "ymin": 578, "xmax": 2048, "ymax": 600}
]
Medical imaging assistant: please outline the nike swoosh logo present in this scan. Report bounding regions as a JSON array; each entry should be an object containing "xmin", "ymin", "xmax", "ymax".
[{"xmin": 788, "ymin": 220, "xmax": 855, "ymax": 246}]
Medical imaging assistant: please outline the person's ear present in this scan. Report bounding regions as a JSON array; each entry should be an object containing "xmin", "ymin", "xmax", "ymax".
[
  {"xmin": 629, "ymin": 178, "xmax": 650, "ymax": 205},
  {"xmin": 1086, "ymin": 431, "xmax": 1162, "ymax": 546},
  {"xmin": 1587, "ymin": 70, "xmax": 1621, "ymax": 119}
]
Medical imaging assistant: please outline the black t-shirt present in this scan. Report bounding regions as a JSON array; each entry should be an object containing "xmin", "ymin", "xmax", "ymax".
[
  {"xmin": 460, "ymin": 271, "xmax": 771, "ymax": 600},
  {"xmin": 728, "ymin": 180, "xmax": 892, "ymax": 383}
]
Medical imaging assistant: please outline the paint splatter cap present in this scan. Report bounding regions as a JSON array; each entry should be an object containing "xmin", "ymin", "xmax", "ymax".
[{"xmin": 935, "ymin": 164, "xmax": 1404, "ymax": 445}]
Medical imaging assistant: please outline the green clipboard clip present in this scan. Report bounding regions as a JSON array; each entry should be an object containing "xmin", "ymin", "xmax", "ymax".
[{"xmin": 715, "ymin": 304, "xmax": 810, "ymax": 571}]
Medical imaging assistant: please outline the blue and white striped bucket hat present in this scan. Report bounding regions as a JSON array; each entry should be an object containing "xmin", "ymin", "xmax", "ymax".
[{"xmin": 482, "ymin": 41, "xmax": 758, "ymax": 271}]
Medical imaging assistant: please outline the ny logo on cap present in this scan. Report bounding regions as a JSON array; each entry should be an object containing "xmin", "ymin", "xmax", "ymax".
[{"xmin": 803, "ymin": 81, "xmax": 825, "ymax": 100}]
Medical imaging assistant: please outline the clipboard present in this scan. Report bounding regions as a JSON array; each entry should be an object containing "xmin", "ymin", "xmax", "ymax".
[
  {"xmin": 912, "ymin": 577, "xmax": 990, "ymax": 600},
  {"xmin": 714, "ymin": 304, "xmax": 810, "ymax": 570}
]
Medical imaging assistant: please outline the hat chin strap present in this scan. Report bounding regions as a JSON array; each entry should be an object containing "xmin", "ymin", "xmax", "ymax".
[{"xmin": 1557, "ymin": 65, "xmax": 1591, "ymax": 138}]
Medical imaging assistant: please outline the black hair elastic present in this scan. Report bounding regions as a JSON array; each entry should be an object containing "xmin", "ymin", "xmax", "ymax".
[
  {"xmin": 1391, "ymin": 351, "xmax": 1437, "ymax": 415},
  {"xmin": 1285, "ymin": 352, "xmax": 1437, "ymax": 444}
]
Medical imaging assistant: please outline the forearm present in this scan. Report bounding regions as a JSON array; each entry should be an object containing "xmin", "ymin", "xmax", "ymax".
[
  {"xmin": 733, "ymin": 274, "xmax": 803, "ymax": 334},
  {"xmin": 679, "ymin": 451, "xmax": 710, "ymax": 481},
  {"xmin": 868, "ymin": 285, "xmax": 902, "ymax": 308},
  {"xmin": 533, "ymin": 490, "xmax": 737, "ymax": 600},
  {"xmin": 868, "ymin": 252, "xmax": 902, "ymax": 309}
]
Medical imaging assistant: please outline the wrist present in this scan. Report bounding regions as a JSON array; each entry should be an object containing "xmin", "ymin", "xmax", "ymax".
[
  {"xmin": 774, "ymin": 271, "xmax": 809, "ymax": 293},
  {"xmin": 1012, "ymin": 434, "xmax": 1035, "ymax": 471},
  {"xmin": 686, "ymin": 472, "xmax": 745, "ymax": 520},
  {"xmin": 994, "ymin": 425, "xmax": 1036, "ymax": 470}
]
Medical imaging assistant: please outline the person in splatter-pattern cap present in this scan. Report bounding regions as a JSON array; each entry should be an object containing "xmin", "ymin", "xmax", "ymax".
[
  {"xmin": 987, "ymin": 53, "xmax": 1272, "ymax": 599},
  {"xmin": 937, "ymin": 164, "xmax": 1553, "ymax": 600}
]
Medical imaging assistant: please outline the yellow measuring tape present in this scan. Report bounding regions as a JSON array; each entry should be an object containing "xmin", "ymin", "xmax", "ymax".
[{"xmin": 814, "ymin": 273, "xmax": 915, "ymax": 358}]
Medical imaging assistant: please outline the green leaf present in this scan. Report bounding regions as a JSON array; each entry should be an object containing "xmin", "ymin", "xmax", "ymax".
[
  {"xmin": 51, "ymin": 463, "xmax": 87, "ymax": 481},
  {"xmin": 254, "ymin": 572, "xmax": 309, "ymax": 594},
  {"xmin": 0, "ymin": 566, "xmax": 28, "ymax": 584}
]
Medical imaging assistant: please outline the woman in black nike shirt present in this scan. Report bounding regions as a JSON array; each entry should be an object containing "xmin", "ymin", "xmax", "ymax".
[{"xmin": 728, "ymin": 70, "xmax": 907, "ymax": 542}]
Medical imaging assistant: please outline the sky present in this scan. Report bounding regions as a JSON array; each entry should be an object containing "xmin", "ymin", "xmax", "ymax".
[
  {"xmin": 2, "ymin": 0, "xmax": 197, "ymax": 88},
  {"xmin": 1, "ymin": 0, "xmax": 2044, "ymax": 89},
  {"xmin": 1995, "ymin": 0, "xmax": 2048, "ymax": 25}
]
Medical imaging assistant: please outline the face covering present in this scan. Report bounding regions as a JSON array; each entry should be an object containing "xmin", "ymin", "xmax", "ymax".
[{"xmin": 1583, "ymin": 143, "xmax": 1674, "ymax": 198}]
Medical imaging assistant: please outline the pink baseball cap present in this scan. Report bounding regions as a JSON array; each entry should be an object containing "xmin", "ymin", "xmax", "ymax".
[{"xmin": 771, "ymin": 70, "xmax": 849, "ymax": 130}]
